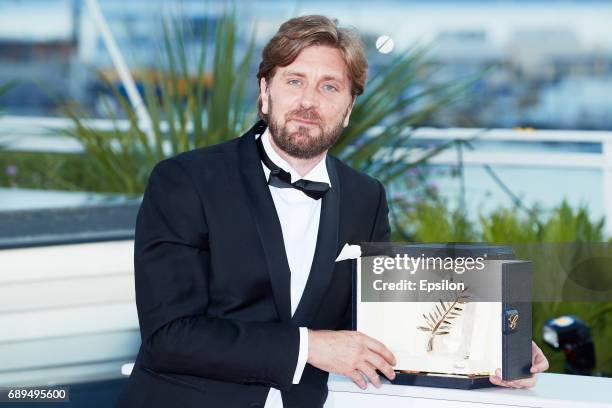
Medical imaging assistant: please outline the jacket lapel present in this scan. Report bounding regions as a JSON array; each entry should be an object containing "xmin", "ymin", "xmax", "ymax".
[
  {"xmin": 291, "ymin": 154, "xmax": 340, "ymax": 326},
  {"xmin": 238, "ymin": 120, "xmax": 292, "ymax": 322}
]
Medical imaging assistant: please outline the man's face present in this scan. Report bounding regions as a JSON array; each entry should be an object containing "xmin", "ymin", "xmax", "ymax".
[{"xmin": 259, "ymin": 45, "xmax": 355, "ymax": 159}]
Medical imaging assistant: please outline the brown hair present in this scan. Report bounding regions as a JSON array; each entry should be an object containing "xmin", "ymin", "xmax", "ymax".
[{"xmin": 256, "ymin": 15, "xmax": 368, "ymax": 121}]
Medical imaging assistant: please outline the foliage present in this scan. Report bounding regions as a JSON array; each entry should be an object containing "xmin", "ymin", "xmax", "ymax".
[
  {"xmin": 0, "ymin": 80, "xmax": 19, "ymax": 124},
  {"xmin": 5, "ymin": 10, "xmax": 474, "ymax": 196},
  {"xmin": 393, "ymin": 194, "xmax": 611, "ymax": 375},
  {"xmin": 0, "ymin": 151, "xmax": 97, "ymax": 190},
  {"xmin": 393, "ymin": 199, "xmax": 477, "ymax": 242},
  {"xmin": 332, "ymin": 47, "xmax": 472, "ymax": 185},
  {"xmin": 59, "ymin": 10, "xmax": 257, "ymax": 195},
  {"xmin": 49, "ymin": 9, "xmax": 469, "ymax": 195},
  {"xmin": 480, "ymin": 207, "xmax": 540, "ymax": 243},
  {"xmin": 0, "ymin": 80, "xmax": 18, "ymax": 107}
]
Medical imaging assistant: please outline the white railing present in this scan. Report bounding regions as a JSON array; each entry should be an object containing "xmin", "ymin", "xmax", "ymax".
[
  {"xmin": 1, "ymin": 115, "xmax": 612, "ymax": 236},
  {"xmin": 400, "ymin": 127, "xmax": 612, "ymax": 239}
]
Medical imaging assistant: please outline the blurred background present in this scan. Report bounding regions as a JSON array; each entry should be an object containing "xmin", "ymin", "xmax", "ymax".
[{"xmin": 1, "ymin": 0, "xmax": 611, "ymax": 406}]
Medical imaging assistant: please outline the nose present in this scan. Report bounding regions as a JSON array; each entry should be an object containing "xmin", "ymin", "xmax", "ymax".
[{"xmin": 299, "ymin": 83, "xmax": 320, "ymax": 109}]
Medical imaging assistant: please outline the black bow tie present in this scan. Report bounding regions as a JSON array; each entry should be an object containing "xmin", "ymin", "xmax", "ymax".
[{"xmin": 256, "ymin": 134, "xmax": 330, "ymax": 200}]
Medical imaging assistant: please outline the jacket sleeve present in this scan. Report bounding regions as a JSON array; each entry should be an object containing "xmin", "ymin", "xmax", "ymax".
[
  {"xmin": 134, "ymin": 158, "xmax": 299, "ymax": 391},
  {"xmin": 369, "ymin": 180, "xmax": 391, "ymax": 242}
]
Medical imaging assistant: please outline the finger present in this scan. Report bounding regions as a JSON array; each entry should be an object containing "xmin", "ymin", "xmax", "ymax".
[
  {"xmin": 347, "ymin": 370, "xmax": 367, "ymax": 390},
  {"xmin": 531, "ymin": 352, "xmax": 548, "ymax": 373},
  {"xmin": 504, "ymin": 376, "xmax": 536, "ymax": 389},
  {"xmin": 357, "ymin": 362, "xmax": 382, "ymax": 388},
  {"xmin": 489, "ymin": 374, "xmax": 502, "ymax": 385},
  {"xmin": 493, "ymin": 376, "xmax": 523, "ymax": 389},
  {"xmin": 532, "ymin": 350, "xmax": 549, "ymax": 373},
  {"xmin": 364, "ymin": 350, "xmax": 396, "ymax": 381},
  {"xmin": 491, "ymin": 368, "xmax": 536, "ymax": 389},
  {"xmin": 489, "ymin": 368, "xmax": 503, "ymax": 386},
  {"xmin": 360, "ymin": 333, "xmax": 397, "ymax": 366},
  {"xmin": 490, "ymin": 368, "xmax": 509, "ymax": 386},
  {"xmin": 532, "ymin": 342, "xmax": 545, "ymax": 361},
  {"xmin": 531, "ymin": 361, "xmax": 548, "ymax": 373}
]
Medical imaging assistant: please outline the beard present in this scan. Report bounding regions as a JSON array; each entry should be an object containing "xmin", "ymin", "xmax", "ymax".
[{"xmin": 267, "ymin": 95, "xmax": 349, "ymax": 159}]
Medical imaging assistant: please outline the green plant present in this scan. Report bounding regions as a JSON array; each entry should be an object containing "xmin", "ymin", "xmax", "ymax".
[
  {"xmin": 0, "ymin": 151, "xmax": 99, "ymax": 190},
  {"xmin": 53, "ymin": 8, "xmax": 471, "ymax": 195},
  {"xmin": 540, "ymin": 201, "xmax": 605, "ymax": 243},
  {"xmin": 0, "ymin": 80, "xmax": 18, "ymax": 107},
  {"xmin": 480, "ymin": 207, "xmax": 540, "ymax": 243},
  {"xmin": 60, "ymin": 9, "xmax": 256, "ymax": 195},
  {"xmin": 390, "ymin": 192, "xmax": 478, "ymax": 242},
  {"xmin": 1, "ymin": 80, "xmax": 20, "ymax": 176},
  {"xmin": 0, "ymin": 80, "xmax": 19, "ymax": 128},
  {"xmin": 333, "ymin": 47, "xmax": 473, "ymax": 185}
]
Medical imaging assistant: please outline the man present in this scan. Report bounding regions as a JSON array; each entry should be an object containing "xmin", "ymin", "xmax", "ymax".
[{"xmin": 117, "ymin": 15, "xmax": 548, "ymax": 408}]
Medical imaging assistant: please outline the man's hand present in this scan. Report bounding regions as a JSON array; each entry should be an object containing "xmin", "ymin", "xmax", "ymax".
[
  {"xmin": 489, "ymin": 341, "xmax": 550, "ymax": 388},
  {"xmin": 307, "ymin": 330, "xmax": 396, "ymax": 389}
]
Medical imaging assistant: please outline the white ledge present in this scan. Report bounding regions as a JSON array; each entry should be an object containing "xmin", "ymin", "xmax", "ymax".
[{"xmin": 326, "ymin": 372, "xmax": 612, "ymax": 408}]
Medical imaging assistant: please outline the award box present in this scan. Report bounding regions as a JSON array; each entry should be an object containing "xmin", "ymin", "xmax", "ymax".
[{"xmin": 351, "ymin": 244, "xmax": 532, "ymax": 389}]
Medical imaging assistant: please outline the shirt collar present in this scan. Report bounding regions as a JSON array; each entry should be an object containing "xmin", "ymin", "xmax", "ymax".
[{"xmin": 258, "ymin": 127, "xmax": 331, "ymax": 187}]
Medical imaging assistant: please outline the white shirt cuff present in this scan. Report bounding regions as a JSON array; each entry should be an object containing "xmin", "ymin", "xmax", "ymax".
[{"xmin": 292, "ymin": 327, "xmax": 309, "ymax": 384}]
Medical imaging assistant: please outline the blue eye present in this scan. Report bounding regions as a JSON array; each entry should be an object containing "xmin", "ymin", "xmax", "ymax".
[
  {"xmin": 323, "ymin": 84, "xmax": 338, "ymax": 92},
  {"xmin": 288, "ymin": 79, "xmax": 301, "ymax": 86}
]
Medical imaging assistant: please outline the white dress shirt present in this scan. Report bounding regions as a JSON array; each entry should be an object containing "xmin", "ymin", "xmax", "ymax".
[{"xmin": 257, "ymin": 128, "xmax": 331, "ymax": 408}]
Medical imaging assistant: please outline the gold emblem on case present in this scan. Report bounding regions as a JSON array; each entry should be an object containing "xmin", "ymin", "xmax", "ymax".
[{"xmin": 508, "ymin": 313, "xmax": 519, "ymax": 330}]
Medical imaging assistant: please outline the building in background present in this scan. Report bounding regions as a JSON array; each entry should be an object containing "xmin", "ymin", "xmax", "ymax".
[{"xmin": 2, "ymin": 0, "xmax": 612, "ymax": 130}]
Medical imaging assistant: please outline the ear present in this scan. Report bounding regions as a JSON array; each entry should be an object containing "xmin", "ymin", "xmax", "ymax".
[
  {"xmin": 342, "ymin": 97, "xmax": 356, "ymax": 128},
  {"xmin": 260, "ymin": 77, "xmax": 270, "ymax": 115}
]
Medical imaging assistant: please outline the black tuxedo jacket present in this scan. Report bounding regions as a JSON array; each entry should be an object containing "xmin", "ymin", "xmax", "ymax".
[{"xmin": 116, "ymin": 120, "xmax": 390, "ymax": 408}]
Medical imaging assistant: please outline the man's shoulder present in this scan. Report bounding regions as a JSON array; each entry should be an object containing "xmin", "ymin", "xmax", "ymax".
[
  {"xmin": 174, "ymin": 137, "xmax": 241, "ymax": 165},
  {"xmin": 152, "ymin": 136, "xmax": 242, "ymax": 175},
  {"xmin": 330, "ymin": 155, "xmax": 383, "ymax": 194}
]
